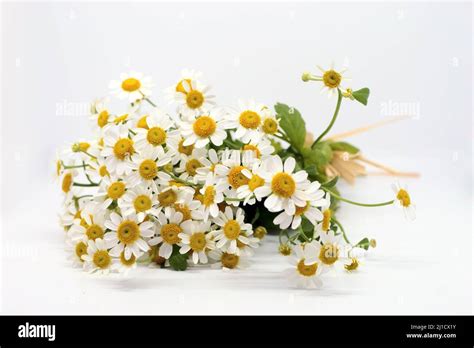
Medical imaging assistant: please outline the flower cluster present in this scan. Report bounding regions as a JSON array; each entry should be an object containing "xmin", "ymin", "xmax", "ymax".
[{"xmin": 57, "ymin": 66, "xmax": 415, "ymax": 288}]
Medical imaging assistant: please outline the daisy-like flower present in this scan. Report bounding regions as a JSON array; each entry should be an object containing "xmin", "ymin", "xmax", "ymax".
[
  {"xmin": 255, "ymin": 156, "xmax": 316, "ymax": 215},
  {"xmin": 194, "ymin": 148, "xmax": 221, "ymax": 183},
  {"xmin": 90, "ymin": 97, "xmax": 112, "ymax": 130},
  {"xmin": 85, "ymin": 155, "xmax": 110, "ymax": 183},
  {"xmin": 273, "ymin": 181, "xmax": 327, "ymax": 229},
  {"xmin": 167, "ymin": 69, "xmax": 215, "ymax": 118},
  {"xmin": 127, "ymin": 146, "xmax": 170, "ymax": 191},
  {"xmin": 65, "ymin": 237, "xmax": 88, "ymax": 268},
  {"xmin": 109, "ymin": 71, "xmax": 154, "ymax": 102},
  {"xmin": 213, "ymin": 206, "xmax": 253, "ymax": 254},
  {"xmin": 315, "ymin": 192, "xmax": 332, "ymax": 233},
  {"xmin": 180, "ymin": 110, "xmax": 229, "ymax": 148},
  {"xmin": 133, "ymin": 109, "xmax": 177, "ymax": 153},
  {"xmin": 155, "ymin": 172, "xmax": 195, "ymax": 211},
  {"xmin": 198, "ymin": 173, "xmax": 227, "ymax": 220},
  {"xmin": 284, "ymin": 242, "xmax": 324, "ymax": 289},
  {"xmin": 104, "ymin": 212, "xmax": 154, "ymax": 261},
  {"xmin": 94, "ymin": 175, "xmax": 131, "ymax": 210},
  {"xmin": 81, "ymin": 238, "xmax": 113, "ymax": 274},
  {"xmin": 305, "ymin": 63, "xmax": 348, "ymax": 98},
  {"xmin": 63, "ymin": 140, "xmax": 100, "ymax": 163},
  {"xmin": 119, "ymin": 183, "xmax": 159, "ymax": 220},
  {"xmin": 392, "ymin": 181, "xmax": 416, "ymax": 221},
  {"xmin": 112, "ymin": 250, "xmax": 138, "ymax": 275},
  {"xmin": 102, "ymin": 124, "xmax": 135, "ymax": 176},
  {"xmin": 236, "ymin": 160, "xmax": 267, "ymax": 205},
  {"xmin": 69, "ymin": 203, "xmax": 108, "ymax": 242},
  {"xmin": 260, "ymin": 107, "xmax": 280, "ymax": 136},
  {"xmin": 312, "ymin": 229, "xmax": 342, "ymax": 268},
  {"xmin": 240, "ymin": 137, "xmax": 274, "ymax": 160},
  {"xmin": 178, "ymin": 220, "xmax": 215, "ymax": 264},
  {"xmin": 226, "ymin": 100, "xmax": 267, "ymax": 143},
  {"xmin": 175, "ymin": 147, "xmax": 208, "ymax": 181},
  {"xmin": 59, "ymin": 168, "xmax": 79, "ymax": 200},
  {"xmin": 166, "ymin": 134, "xmax": 196, "ymax": 166},
  {"xmin": 209, "ymin": 249, "xmax": 250, "ymax": 270},
  {"xmin": 148, "ymin": 207, "xmax": 185, "ymax": 259},
  {"xmin": 58, "ymin": 197, "xmax": 89, "ymax": 229}
]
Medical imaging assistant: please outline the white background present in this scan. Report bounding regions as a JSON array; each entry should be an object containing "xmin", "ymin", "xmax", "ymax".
[{"xmin": 0, "ymin": 1, "xmax": 472, "ymax": 314}]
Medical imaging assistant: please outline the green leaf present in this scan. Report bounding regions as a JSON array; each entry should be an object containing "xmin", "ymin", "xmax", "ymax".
[
  {"xmin": 169, "ymin": 247, "xmax": 188, "ymax": 271},
  {"xmin": 355, "ymin": 237, "xmax": 370, "ymax": 250},
  {"xmin": 329, "ymin": 141, "xmax": 359, "ymax": 154},
  {"xmin": 322, "ymin": 176, "xmax": 338, "ymax": 189},
  {"xmin": 310, "ymin": 142, "xmax": 333, "ymax": 166},
  {"xmin": 352, "ymin": 88, "xmax": 370, "ymax": 106},
  {"xmin": 274, "ymin": 103, "xmax": 306, "ymax": 151}
]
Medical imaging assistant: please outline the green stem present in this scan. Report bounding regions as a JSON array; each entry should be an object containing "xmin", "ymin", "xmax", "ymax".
[
  {"xmin": 73, "ymin": 182, "xmax": 98, "ymax": 187},
  {"xmin": 62, "ymin": 163, "xmax": 89, "ymax": 169},
  {"xmin": 324, "ymin": 188, "xmax": 394, "ymax": 207},
  {"xmin": 80, "ymin": 150, "xmax": 97, "ymax": 160},
  {"xmin": 223, "ymin": 138, "xmax": 240, "ymax": 150},
  {"xmin": 312, "ymin": 88, "xmax": 343, "ymax": 148},
  {"xmin": 167, "ymin": 172, "xmax": 197, "ymax": 187},
  {"xmin": 74, "ymin": 194, "xmax": 93, "ymax": 201},
  {"xmin": 331, "ymin": 217, "xmax": 351, "ymax": 245}
]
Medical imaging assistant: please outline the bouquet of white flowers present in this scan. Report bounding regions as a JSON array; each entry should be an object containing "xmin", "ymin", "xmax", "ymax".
[{"xmin": 56, "ymin": 65, "xmax": 415, "ymax": 289}]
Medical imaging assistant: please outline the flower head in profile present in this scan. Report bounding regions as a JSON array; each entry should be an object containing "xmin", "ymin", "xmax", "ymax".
[
  {"xmin": 284, "ymin": 242, "xmax": 325, "ymax": 289},
  {"xmin": 109, "ymin": 71, "xmax": 154, "ymax": 102},
  {"xmin": 392, "ymin": 181, "xmax": 416, "ymax": 221}
]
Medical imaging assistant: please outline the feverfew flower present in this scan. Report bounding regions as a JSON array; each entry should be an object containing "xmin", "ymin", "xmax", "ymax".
[
  {"xmin": 213, "ymin": 207, "xmax": 253, "ymax": 254},
  {"xmin": 109, "ymin": 71, "xmax": 154, "ymax": 102},
  {"xmin": 179, "ymin": 220, "xmax": 215, "ymax": 264},
  {"xmin": 148, "ymin": 207, "xmax": 185, "ymax": 259},
  {"xmin": 392, "ymin": 181, "xmax": 416, "ymax": 221},
  {"xmin": 284, "ymin": 243, "xmax": 324, "ymax": 289},
  {"xmin": 180, "ymin": 110, "xmax": 229, "ymax": 148}
]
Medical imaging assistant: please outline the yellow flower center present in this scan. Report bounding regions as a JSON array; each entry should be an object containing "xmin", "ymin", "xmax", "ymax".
[
  {"xmin": 158, "ymin": 189, "xmax": 178, "ymax": 207},
  {"xmin": 121, "ymin": 78, "xmax": 141, "ymax": 92},
  {"xmin": 117, "ymin": 220, "xmax": 140, "ymax": 244},
  {"xmin": 175, "ymin": 79, "xmax": 192, "ymax": 94},
  {"xmin": 99, "ymin": 165, "xmax": 109, "ymax": 177},
  {"xmin": 223, "ymin": 220, "xmax": 241, "ymax": 240},
  {"xmin": 297, "ymin": 259, "xmax": 318, "ymax": 277},
  {"xmin": 161, "ymin": 224, "xmax": 182, "ymax": 244},
  {"xmin": 97, "ymin": 110, "xmax": 109, "ymax": 128},
  {"xmin": 62, "ymin": 173, "xmax": 72, "ymax": 193},
  {"xmin": 185, "ymin": 159, "xmax": 202, "ymax": 176},
  {"xmin": 322, "ymin": 70, "xmax": 342, "ymax": 88},
  {"xmin": 107, "ymin": 182, "xmax": 126, "ymax": 200},
  {"xmin": 120, "ymin": 251, "xmax": 136, "ymax": 266},
  {"xmin": 202, "ymin": 186, "xmax": 216, "ymax": 207},
  {"xmin": 75, "ymin": 241, "xmax": 87, "ymax": 260},
  {"xmin": 319, "ymin": 244, "xmax": 339, "ymax": 265},
  {"xmin": 271, "ymin": 172, "xmax": 296, "ymax": 198},
  {"xmin": 174, "ymin": 203, "xmax": 192, "ymax": 221},
  {"xmin": 93, "ymin": 250, "xmax": 111, "ymax": 269},
  {"xmin": 137, "ymin": 115, "xmax": 148, "ymax": 129},
  {"xmin": 248, "ymin": 174, "xmax": 265, "ymax": 192},
  {"xmin": 113, "ymin": 138, "xmax": 134, "ymax": 160},
  {"xmin": 189, "ymin": 232, "xmax": 207, "ymax": 251},
  {"xmin": 86, "ymin": 224, "xmax": 104, "ymax": 240},
  {"xmin": 178, "ymin": 139, "xmax": 194, "ymax": 155},
  {"xmin": 397, "ymin": 189, "xmax": 411, "ymax": 207},
  {"xmin": 242, "ymin": 144, "xmax": 261, "ymax": 158},
  {"xmin": 322, "ymin": 209, "xmax": 331, "ymax": 231},
  {"xmin": 295, "ymin": 202, "xmax": 309, "ymax": 216},
  {"xmin": 147, "ymin": 127, "xmax": 167, "ymax": 146},
  {"xmin": 221, "ymin": 253, "xmax": 239, "ymax": 269},
  {"xmin": 139, "ymin": 159, "xmax": 157, "ymax": 180},
  {"xmin": 228, "ymin": 166, "xmax": 249, "ymax": 189},
  {"xmin": 262, "ymin": 118, "xmax": 278, "ymax": 134},
  {"xmin": 193, "ymin": 116, "xmax": 216, "ymax": 137},
  {"xmin": 239, "ymin": 110, "xmax": 261, "ymax": 129},
  {"xmin": 114, "ymin": 114, "xmax": 128, "ymax": 124},
  {"xmin": 72, "ymin": 142, "xmax": 90, "ymax": 152},
  {"xmin": 56, "ymin": 160, "xmax": 62, "ymax": 177},
  {"xmin": 133, "ymin": 195, "xmax": 152, "ymax": 213},
  {"xmin": 186, "ymin": 90, "xmax": 204, "ymax": 109},
  {"xmin": 344, "ymin": 258, "xmax": 359, "ymax": 271}
]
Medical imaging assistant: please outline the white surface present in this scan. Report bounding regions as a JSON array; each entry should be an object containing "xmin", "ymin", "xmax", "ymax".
[{"xmin": 0, "ymin": 1, "xmax": 472, "ymax": 314}]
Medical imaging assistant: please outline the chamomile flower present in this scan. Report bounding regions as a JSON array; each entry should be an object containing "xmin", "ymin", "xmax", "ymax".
[
  {"xmin": 198, "ymin": 173, "xmax": 227, "ymax": 220},
  {"xmin": 175, "ymin": 147, "xmax": 208, "ymax": 181},
  {"xmin": 240, "ymin": 137, "xmax": 274, "ymax": 160},
  {"xmin": 148, "ymin": 207, "xmax": 185, "ymax": 259},
  {"xmin": 59, "ymin": 168, "xmax": 79, "ymax": 200},
  {"xmin": 178, "ymin": 220, "xmax": 215, "ymax": 264},
  {"xmin": 260, "ymin": 108, "xmax": 280, "ymax": 136},
  {"xmin": 315, "ymin": 192, "xmax": 332, "ymax": 233},
  {"xmin": 194, "ymin": 148, "xmax": 221, "ymax": 183},
  {"xmin": 133, "ymin": 109, "xmax": 177, "ymax": 153},
  {"xmin": 109, "ymin": 71, "xmax": 154, "ymax": 102},
  {"xmin": 90, "ymin": 97, "xmax": 112, "ymax": 130},
  {"xmin": 94, "ymin": 176, "xmax": 130, "ymax": 210},
  {"xmin": 236, "ymin": 160, "xmax": 267, "ymax": 205},
  {"xmin": 226, "ymin": 100, "xmax": 267, "ymax": 143},
  {"xmin": 65, "ymin": 237, "xmax": 88, "ymax": 268},
  {"xmin": 69, "ymin": 203, "xmax": 108, "ymax": 242},
  {"xmin": 63, "ymin": 140, "xmax": 99, "ymax": 163},
  {"xmin": 155, "ymin": 172, "xmax": 195, "ymax": 210},
  {"xmin": 313, "ymin": 229, "xmax": 342, "ymax": 268},
  {"xmin": 209, "ymin": 249, "xmax": 250, "ymax": 270},
  {"xmin": 119, "ymin": 183, "xmax": 159, "ymax": 220},
  {"xmin": 102, "ymin": 124, "xmax": 135, "ymax": 176},
  {"xmin": 180, "ymin": 110, "xmax": 229, "ymax": 148},
  {"xmin": 84, "ymin": 155, "xmax": 110, "ymax": 183},
  {"xmin": 284, "ymin": 242, "xmax": 324, "ymax": 289},
  {"xmin": 58, "ymin": 198, "xmax": 89, "ymax": 229},
  {"xmin": 112, "ymin": 251, "xmax": 138, "ymax": 275},
  {"xmin": 127, "ymin": 146, "xmax": 170, "ymax": 191},
  {"xmin": 104, "ymin": 212, "xmax": 154, "ymax": 261},
  {"xmin": 255, "ymin": 156, "xmax": 316, "ymax": 215},
  {"xmin": 392, "ymin": 181, "xmax": 416, "ymax": 221},
  {"xmin": 166, "ymin": 135, "xmax": 196, "ymax": 166},
  {"xmin": 212, "ymin": 206, "xmax": 253, "ymax": 254},
  {"xmin": 168, "ymin": 69, "xmax": 215, "ymax": 118},
  {"xmin": 273, "ymin": 182, "xmax": 326, "ymax": 229},
  {"xmin": 81, "ymin": 238, "xmax": 113, "ymax": 274},
  {"xmin": 309, "ymin": 63, "xmax": 348, "ymax": 98}
]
